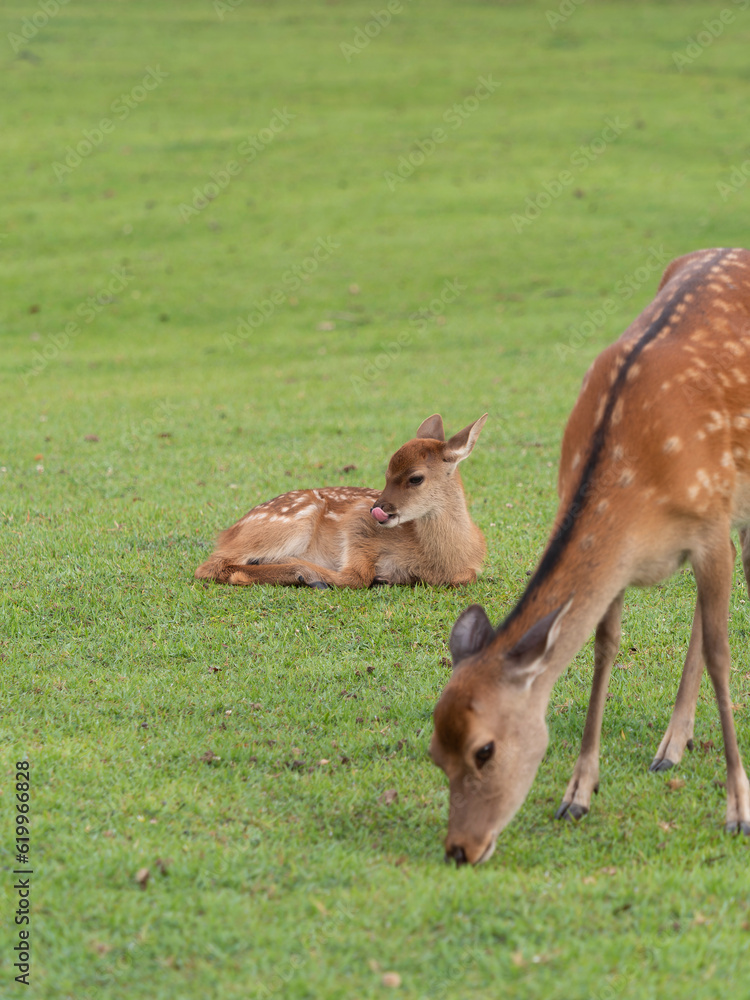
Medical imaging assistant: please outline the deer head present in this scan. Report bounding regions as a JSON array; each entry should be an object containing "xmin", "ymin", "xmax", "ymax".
[
  {"xmin": 370, "ymin": 413, "xmax": 487, "ymax": 527},
  {"xmin": 430, "ymin": 600, "xmax": 572, "ymax": 865}
]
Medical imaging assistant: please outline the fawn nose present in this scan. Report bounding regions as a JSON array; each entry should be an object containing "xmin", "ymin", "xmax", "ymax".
[{"xmin": 444, "ymin": 844, "xmax": 468, "ymax": 867}]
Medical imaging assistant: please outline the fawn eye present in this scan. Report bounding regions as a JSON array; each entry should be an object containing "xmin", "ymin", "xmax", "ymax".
[
  {"xmin": 474, "ymin": 742, "xmax": 494, "ymax": 769},
  {"xmin": 408, "ymin": 475, "xmax": 424, "ymax": 486}
]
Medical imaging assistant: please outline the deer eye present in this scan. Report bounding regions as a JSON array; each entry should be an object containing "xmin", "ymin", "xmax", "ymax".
[
  {"xmin": 474, "ymin": 742, "xmax": 494, "ymax": 769},
  {"xmin": 408, "ymin": 475, "xmax": 424, "ymax": 486}
]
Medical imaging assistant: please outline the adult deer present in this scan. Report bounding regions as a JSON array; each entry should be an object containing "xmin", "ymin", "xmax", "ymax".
[
  {"xmin": 195, "ymin": 413, "xmax": 487, "ymax": 588},
  {"xmin": 430, "ymin": 248, "xmax": 750, "ymax": 865}
]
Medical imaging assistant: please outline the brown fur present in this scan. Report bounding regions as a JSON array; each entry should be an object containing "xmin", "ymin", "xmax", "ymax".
[
  {"xmin": 431, "ymin": 249, "xmax": 750, "ymax": 864},
  {"xmin": 195, "ymin": 414, "xmax": 487, "ymax": 588}
]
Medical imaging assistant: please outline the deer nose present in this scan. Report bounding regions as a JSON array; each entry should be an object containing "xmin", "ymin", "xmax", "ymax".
[{"xmin": 444, "ymin": 845, "xmax": 468, "ymax": 867}]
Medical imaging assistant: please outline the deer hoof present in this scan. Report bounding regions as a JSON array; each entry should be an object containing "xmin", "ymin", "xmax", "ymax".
[
  {"xmin": 648, "ymin": 758, "xmax": 675, "ymax": 772},
  {"xmin": 308, "ymin": 580, "xmax": 329, "ymax": 590},
  {"xmin": 725, "ymin": 820, "xmax": 750, "ymax": 836},
  {"xmin": 555, "ymin": 801, "xmax": 588, "ymax": 822}
]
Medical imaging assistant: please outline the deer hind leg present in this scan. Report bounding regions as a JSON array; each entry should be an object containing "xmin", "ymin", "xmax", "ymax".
[
  {"xmin": 556, "ymin": 591, "xmax": 624, "ymax": 822},
  {"xmin": 214, "ymin": 558, "xmax": 374, "ymax": 589},
  {"xmin": 692, "ymin": 532, "xmax": 750, "ymax": 835},
  {"xmin": 649, "ymin": 597, "xmax": 704, "ymax": 771},
  {"xmin": 649, "ymin": 536, "xmax": 743, "ymax": 772},
  {"xmin": 739, "ymin": 526, "xmax": 750, "ymax": 595}
]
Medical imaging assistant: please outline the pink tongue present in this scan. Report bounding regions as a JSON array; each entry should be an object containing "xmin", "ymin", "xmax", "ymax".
[{"xmin": 371, "ymin": 507, "xmax": 390, "ymax": 523}]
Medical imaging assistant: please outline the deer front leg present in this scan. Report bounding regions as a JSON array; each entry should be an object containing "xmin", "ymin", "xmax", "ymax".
[
  {"xmin": 692, "ymin": 533, "xmax": 750, "ymax": 835},
  {"xmin": 556, "ymin": 591, "xmax": 624, "ymax": 821}
]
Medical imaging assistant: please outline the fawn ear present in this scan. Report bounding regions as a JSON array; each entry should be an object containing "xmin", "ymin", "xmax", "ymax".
[
  {"xmin": 416, "ymin": 414, "xmax": 445, "ymax": 441},
  {"xmin": 443, "ymin": 413, "xmax": 488, "ymax": 465},
  {"xmin": 503, "ymin": 599, "xmax": 573, "ymax": 689},
  {"xmin": 450, "ymin": 604, "xmax": 495, "ymax": 667}
]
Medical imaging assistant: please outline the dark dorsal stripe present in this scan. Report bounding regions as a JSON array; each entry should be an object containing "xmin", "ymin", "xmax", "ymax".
[{"xmin": 500, "ymin": 248, "xmax": 730, "ymax": 634}]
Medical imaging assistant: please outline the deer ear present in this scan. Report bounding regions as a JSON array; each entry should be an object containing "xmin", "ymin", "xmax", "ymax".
[
  {"xmin": 416, "ymin": 414, "xmax": 445, "ymax": 441},
  {"xmin": 503, "ymin": 599, "xmax": 573, "ymax": 688},
  {"xmin": 450, "ymin": 604, "xmax": 495, "ymax": 667},
  {"xmin": 443, "ymin": 413, "xmax": 488, "ymax": 464}
]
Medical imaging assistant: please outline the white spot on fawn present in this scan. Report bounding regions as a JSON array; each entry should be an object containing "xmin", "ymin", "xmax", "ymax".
[{"xmin": 663, "ymin": 437, "xmax": 682, "ymax": 454}]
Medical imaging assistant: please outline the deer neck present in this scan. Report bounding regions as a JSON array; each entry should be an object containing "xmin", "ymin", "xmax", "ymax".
[
  {"xmin": 412, "ymin": 473, "xmax": 474, "ymax": 553},
  {"xmin": 497, "ymin": 507, "xmax": 630, "ymax": 696}
]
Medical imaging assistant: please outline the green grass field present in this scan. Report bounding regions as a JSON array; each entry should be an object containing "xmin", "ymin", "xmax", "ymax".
[{"xmin": 2, "ymin": 0, "xmax": 750, "ymax": 996}]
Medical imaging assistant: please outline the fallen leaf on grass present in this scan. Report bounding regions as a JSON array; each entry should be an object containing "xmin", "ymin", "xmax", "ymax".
[
  {"xmin": 667, "ymin": 778, "xmax": 685, "ymax": 791},
  {"xmin": 84, "ymin": 434, "xmax": 99, "ymax": 442},
  {"xmin": 382, "ymin": 972, "xmax": 401, "ymax": 987},
  {"xmin": 511, "ymin": 951, "xmax": 525, "ymax": 967},
  {"xmin": 658, "ymin": 821, "xmax": 676, "ymax": 832},
  {"xmin": 155, "ymin": 858, "xmax": 171, "ymax": 875},
  {"xmin": 379, "ymin": 789, "xmax": 398, "ymax": 806},
  {"xmin": 700, "ymin": 740, "xmax": 715, "ymax": 752},
  {"xmin": 135, "ymin": 867, "xmax": 150, "ymax": 889},
  {"xmin": 200, "ymin": 750, "xmax": 220, "ymax": 764}
]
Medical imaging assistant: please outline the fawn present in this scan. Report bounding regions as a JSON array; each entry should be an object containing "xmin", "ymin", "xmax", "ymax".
[
  {"xmin": 430, "ymin": 248, "xmax": 750, "ymax": 864},
  {"xmin": 195, "ymin": 413, "xmax": 487, "ymax": 588}
]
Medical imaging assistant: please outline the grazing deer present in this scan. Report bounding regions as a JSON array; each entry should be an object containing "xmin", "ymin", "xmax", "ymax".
[
  {"xmin": 430, "ymin": 248, "xmax": 750, "ymax": 865},
  {"xmin": 195, "ymin": 414, "xmax": 487, "ymax": 588}
]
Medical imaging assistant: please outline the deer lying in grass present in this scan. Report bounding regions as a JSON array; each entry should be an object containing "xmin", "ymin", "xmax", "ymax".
[
  {"xmin": 195, "ymin": 414, "xmax": 487, "ymax": 588},
  {"xmin": 430, "ymin": 248, "xmax": 750, "ymax": 865}
]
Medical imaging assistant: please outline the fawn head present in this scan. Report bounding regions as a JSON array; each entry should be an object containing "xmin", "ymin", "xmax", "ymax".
[
  {"xmin": 370, "ymin": 413, "xmax": 487, "ymax": 527},
  {"xmin": 430, "ymin": 600, "xmax": 571, "ymax": 865}
]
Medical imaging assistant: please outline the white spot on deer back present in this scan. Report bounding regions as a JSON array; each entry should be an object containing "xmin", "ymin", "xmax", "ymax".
[{"xmin": 663, "ymin": 436, "xmax": 682, "ymax": 454}]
